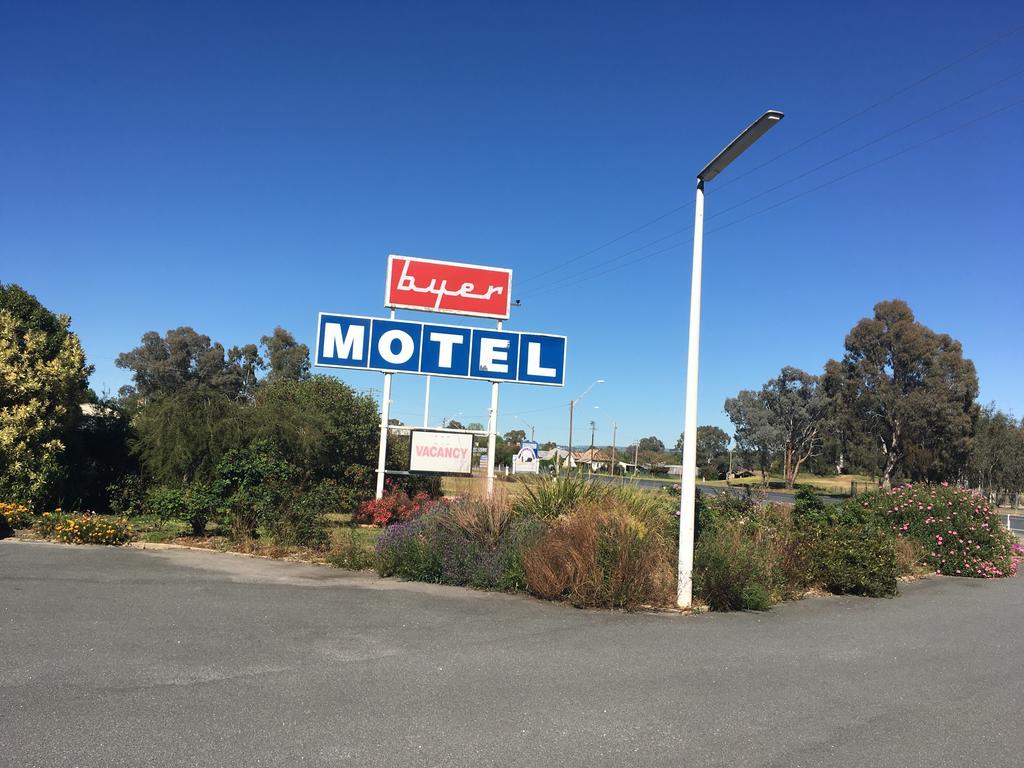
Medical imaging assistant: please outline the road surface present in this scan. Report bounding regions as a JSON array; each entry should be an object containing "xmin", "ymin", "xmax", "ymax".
[{"xmin": 2, "ymin": 539, "xmax": 1021, "ymax": 768}]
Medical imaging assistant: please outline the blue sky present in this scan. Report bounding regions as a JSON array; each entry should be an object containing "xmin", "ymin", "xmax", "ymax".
[{"xmin": 2, "ymin": 1, "xmax": 1022, "ymax": 449}]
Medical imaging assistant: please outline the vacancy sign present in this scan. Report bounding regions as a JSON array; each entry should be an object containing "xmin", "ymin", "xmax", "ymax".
[
  {"xmin": 409, "ymin": 430, "xmax": 473, "ymax": 475},
  {"xmin": 385, "ymin": 255, "xmax": 513, "ymax": 320},
  {"xmin": 315, "ymin": 313, "xmax": 566, "ymax": 386}
]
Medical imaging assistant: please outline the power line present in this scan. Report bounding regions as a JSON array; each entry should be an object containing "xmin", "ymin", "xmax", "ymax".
[
  {"xmin": 711, "ymin": 22, "xmax": 1024, "ymax": 196},
  {"xmin": 704, "ymin": 96, "xmax": 1024, "ymax": 236},
  {"xmin": 515, "ymin": 24, "xmax": 1024, "ymax": 290},
  {"xmin": 523, "ymin": 95, "xmax": 1024, "ymax": 298},
  {"xmin": 704, "ymin": 66, "xmax": 1024, "ymax": 225},
  {"xmin": 521, "ymin": 67, "xmax": 1024, "ymax": 297}
]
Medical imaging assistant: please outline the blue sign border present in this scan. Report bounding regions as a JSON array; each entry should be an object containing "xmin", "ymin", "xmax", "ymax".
[{"xmin": 314, "ymin": 312, "xmax": 566, "ymax": 387}]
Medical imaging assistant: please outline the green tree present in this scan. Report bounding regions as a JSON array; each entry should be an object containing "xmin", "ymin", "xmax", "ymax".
[
  {"xmin": 823, "ymin": 300, "xmax": 979, "ymax": 487},
  {"xmin": 260, "ymin": 327, "xmax": 310, "ymax": 382},
  {"xmin": 676, "ymin": 426, "xmax": 731, "ymax": 479},
  {"xmin": 968, "ymin": 405, "xmax": 1024, "ymax": 502},
  {"xmin": 727, "ymin": 368, "xmax": 832, "ymax": 488},
  {"xmin": 763, "ymin": 367, "xmax": 828, "ymax": 488},
  {"xmin": 116, "ymin": 327, "xmax": 257, "ymax": 400},
  {"xmin": 0, "ymin": 284, "xmax": 91, "ymax": 506},
  {"xmin": 503, "ymin": 429, "xmax": 527, "ymax": 450},
  {"xmin": 131, "ymin": 389, "xmax": 244, "ymax": 485},
  {"xmin": 724, "ymin": 390, "xmax": 780, "ymax": 483},
  {"xmin": 249, "ymin": 376, "xmax": 379, "ymax": 490},
  {"xmin": 637, "ymin": 436, "xmax": 665, "ymax": 453}
]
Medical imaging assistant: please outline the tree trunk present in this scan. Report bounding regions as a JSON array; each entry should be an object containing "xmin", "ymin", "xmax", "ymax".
[{"xmin": 879, "ymin": 421, "xmax": 900, "ymax": 489}]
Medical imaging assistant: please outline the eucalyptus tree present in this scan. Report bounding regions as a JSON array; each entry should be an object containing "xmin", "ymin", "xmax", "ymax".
[
  {"xmin": 726, "ymin": 367, "xmax": 826, "ymax": 488},
  {"xmin": 823, "ymin": 300, "xmax": 978, "ymax": 487}
]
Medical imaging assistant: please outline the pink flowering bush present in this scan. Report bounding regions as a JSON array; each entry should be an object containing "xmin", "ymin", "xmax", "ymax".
[{"xmin": 853, "ymin": 483, "xmax": 1016, "ymax": 579}]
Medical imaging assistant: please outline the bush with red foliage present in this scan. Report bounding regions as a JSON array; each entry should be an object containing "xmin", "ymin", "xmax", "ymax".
[{"xmin": 355, "ymin": 484, "xmax": 434, "ymax": 527}]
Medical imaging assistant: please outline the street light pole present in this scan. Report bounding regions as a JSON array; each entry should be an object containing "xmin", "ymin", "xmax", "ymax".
[
  {"xmin": 514, "ymin": 415, "xmax": 536, "ymax": 442},
  {"xmin": 677, "ymin": 110, "xmax": 783, "ymax": 609},
  {"xmin": 566, "ymin": 378, "xmax": 604, "ymax": 477}
]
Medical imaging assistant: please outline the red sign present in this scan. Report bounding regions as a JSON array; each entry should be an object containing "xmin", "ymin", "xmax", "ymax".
[{"xmin": 385, "ymin": 255, "xmax": 513, "ymax": 320}]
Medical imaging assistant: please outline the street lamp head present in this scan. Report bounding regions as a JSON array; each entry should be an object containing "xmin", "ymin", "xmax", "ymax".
[{"xmin": 698, "ymin": 110, "xmax": 784, "ymax": 182}]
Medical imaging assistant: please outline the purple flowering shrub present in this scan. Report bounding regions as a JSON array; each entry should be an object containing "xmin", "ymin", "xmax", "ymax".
[
  {"xmin": 853, "ymin": 483, "xmax": 1016, "ymax": 578},
  {"xmin": 375, "ymin": 518, "xmax": 441, "ymax": 581}
]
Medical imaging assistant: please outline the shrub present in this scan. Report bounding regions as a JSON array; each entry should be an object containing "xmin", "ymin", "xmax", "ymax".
[
  {"xmin": 804, "ymin": 520, "xmax": 898, "ymax": 598},
  {"xmin": 273, "ymin": 481, "xmax": 335, "ymax": 549},
  {"xmin": 793, "ymin": 486, "xmax": 829, "ymax": 527},
  {"xmin": 695, "ymin": 489, "xmax": 755, "ymax": 544},
  {"xmin": 694, "ymin": 504, "xmax": 806, "ymax": 611},
  {"xmin": 34, "ymin": 511, "xmax": 133, "ymax": 545},
  {"xmin": 355, "ymin": 485, "xmax": 434, "ymax": 527},
  {"xmin": 145, "ymin": 486, "xmax": 185, "ymax": 523},
  {"xmin": 181, "ymin": 482, "xmax": 220, "ymax": 536},
  {"xmin": 694, "ymin": 521, "xmax": 774, "ymax": 611},
  {"xmin": 215, "ymin": 440, "xmax": 296, "ymax": 540},
  {"xmin": 432, "ymin": 495, "xmax": 542, "ymax": 590},
  {"xmin": 513, "ymin": 475, "xmax": 606, "ymax": 521},
  {"xmin": 522, "ymin": 501, "xmax": 675, "ymax": 609},
  {"xmin": 106, "ymin": 475, "xmax": 147, "ymax": 517},
  {"xmin": 375, "ymin": 518, "xmax": 442, "ymax": 581},
  {"xmin": 1, "ymin": 502, "xmax": 34, "ymax": 529},
  {"xmin": 145, "ymin": 483, "xmax": 219, "ymax": 536},
  {"xmin": 851, "ymin": 483, "xmax": 1016, "ymax": 578}
]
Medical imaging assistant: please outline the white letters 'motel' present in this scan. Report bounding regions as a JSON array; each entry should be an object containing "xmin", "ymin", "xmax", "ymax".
[
  {"xmin": 429, "ymin": 331, "xmax": 465, "ymax": 369},
  {"xmin": 324, "ymin": 322, "xmax": 365, "ymax": 360},
  {"xmin": 378, "ymin": 329, "xmax": 415, "ymax": 365},
  {"xmin": 526, "ymin": 342, "xmax": 556, "ymax": 378},
  {"xmin": 479, "ymin": 337, "xmax": 510, "ymax": 374}
]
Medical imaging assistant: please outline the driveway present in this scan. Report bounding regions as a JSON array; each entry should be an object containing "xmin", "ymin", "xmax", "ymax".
[{"xmin": 1, "ymin": 540, "xmax": 1020, "ymax": 768}]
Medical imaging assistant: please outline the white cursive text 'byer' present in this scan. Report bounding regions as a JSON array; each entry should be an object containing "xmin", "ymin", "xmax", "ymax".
[{"xmin": 397, "ymin": 260, "xmax": 505, "ymax": 309}]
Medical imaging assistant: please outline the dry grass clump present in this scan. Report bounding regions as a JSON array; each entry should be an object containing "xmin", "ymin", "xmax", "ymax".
[
  {"xmin": 522, "ymin": 499, "xmax": 675, "ymax": 609},
  {"xmin": 437, "ymin": 491, "xmax": 516, "ymax": 550}
]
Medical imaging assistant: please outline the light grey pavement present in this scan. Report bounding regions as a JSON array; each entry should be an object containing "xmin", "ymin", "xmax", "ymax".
[{"xmin": 1, "ymin": 539, "xmax": 1022, "ymax": 768}]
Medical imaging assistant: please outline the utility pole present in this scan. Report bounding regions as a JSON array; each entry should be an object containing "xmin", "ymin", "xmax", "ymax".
[
  {"xmin": 611, "ymin": 421, "xmax": 617, "ymax": 481},
  {"xmin": 633, "ymin": 442, "xmax": 639, "ymax": 477},
  {"xmin": 567, "ymin": 400, "xmax": 575, "ymax": 475},
  {"xmin": 566, "ymin": 380, "xmax": 604, "ymax": 478},
  {"xmin": 589, "ymin": 420, "xmax": 596, "ymax": 479}
]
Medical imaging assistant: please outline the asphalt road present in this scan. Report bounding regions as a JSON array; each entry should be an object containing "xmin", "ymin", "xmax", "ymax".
[{"xmin": 2, "ymin": 540, "xmax": 1021, "ymax": 768}]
